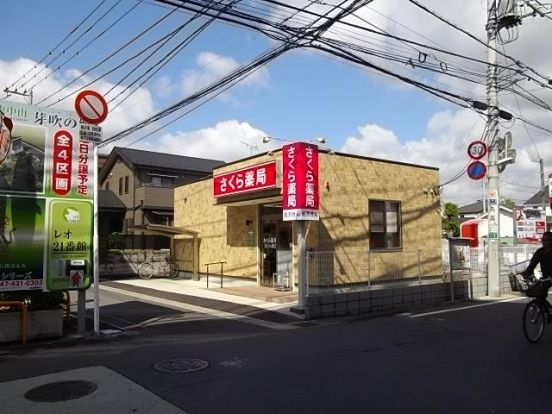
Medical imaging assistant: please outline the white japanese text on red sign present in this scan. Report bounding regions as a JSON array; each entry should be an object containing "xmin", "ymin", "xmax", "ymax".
[{"xmin": 219, "ymin": 167, "xmax": 268, "ymax": 193}]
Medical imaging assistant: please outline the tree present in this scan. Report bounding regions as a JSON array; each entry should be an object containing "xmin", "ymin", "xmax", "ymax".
[
  {"xmin": 442, "ymin": 202, "xmax": 460, "ymax": 238},
  {"xmin": 502, "ymin": 198, "xmax": 515, "ymax": 210}
]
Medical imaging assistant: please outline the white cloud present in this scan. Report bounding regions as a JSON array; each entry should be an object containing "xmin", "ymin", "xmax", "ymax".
[
  {"xmin": 181, "ymin": 51, "xmax": 270, "ymax": 96},
  {"xmin": 153, "ymin": 76, "xmax": 176, "ymax": 98},
  {"xmin": 339, "ymin": 105, "xmax": 549, "ymax": 207},
  {"xmin": 156, "ymin": 120, "xmax": 269, "ymax": 162},
  {"xmin": 0, "ymin": 57, "xmax": 156, "ymax": 141}
]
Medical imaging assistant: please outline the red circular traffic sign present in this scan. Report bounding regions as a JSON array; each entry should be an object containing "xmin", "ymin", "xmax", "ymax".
[
  {"xmin": 74, "ymin": 90, "xmax": 108, "ymax": 125},
  {"xmin": 467, "ymin": 140, "xmax": 487, "ymax": 160},
  {"xmin": 467, "ymin": 160, "xmax": 487, "ymax": 180}
]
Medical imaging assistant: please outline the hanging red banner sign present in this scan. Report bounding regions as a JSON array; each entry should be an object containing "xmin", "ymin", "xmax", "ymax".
[
  {"xmin": 52, "ymin": 130, "xmax": 73, "ymax": 196},
  {"xmin": 549, "ymin": 173, "xmax": 552, "ymax": 210},
  {"xmin": 282, "ymin": 142, "xmax": 319, "ymax": 221},
  {"xmin": 213, "ymin": 161, "xmax": 277, "ymax": 197}
]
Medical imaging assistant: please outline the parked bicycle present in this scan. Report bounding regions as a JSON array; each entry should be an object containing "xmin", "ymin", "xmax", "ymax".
[
  {"xmin": 509, "ymin": 262, "xmax": 552, "ymax": 344},
  {"xmin": 137, "ymin": 260, "xmax": 179, "ymax": 280}
]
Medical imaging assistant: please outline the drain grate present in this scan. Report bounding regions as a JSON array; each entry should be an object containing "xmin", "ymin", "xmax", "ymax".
[
  {"xmin": 153, "ymin": 358, "xmax": 209, "ymax": 373},
  {"xmin": 25, "ymin": 380, "xmax": 97, "ymax": 402}
]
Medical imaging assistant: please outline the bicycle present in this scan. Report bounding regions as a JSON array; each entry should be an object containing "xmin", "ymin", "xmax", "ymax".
[
  {"xmin": 137, "ymin": 260, "xmax": 179, "ymax": 280},
  {"xmin": 509, "ymin": 263, "xmax": 552, "ymax": 344}
]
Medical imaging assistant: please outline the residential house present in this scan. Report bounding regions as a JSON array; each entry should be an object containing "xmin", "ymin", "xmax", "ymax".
[{"xmin": 98, "ymin": 147, "xmax": 225, "ymax": 238}]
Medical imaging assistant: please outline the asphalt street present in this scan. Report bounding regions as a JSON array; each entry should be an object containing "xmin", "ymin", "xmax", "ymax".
[{"xmin": 1, "ymin": 284, "xmax": 551, "ymax": 414}]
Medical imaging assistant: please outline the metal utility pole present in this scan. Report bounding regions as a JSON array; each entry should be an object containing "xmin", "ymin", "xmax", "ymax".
[{"xmin": 486, "ymin": 0, "xmax": 501, "ymax": 297}]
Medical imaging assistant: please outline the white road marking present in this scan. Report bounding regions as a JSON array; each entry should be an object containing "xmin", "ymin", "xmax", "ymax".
[
  {"xmin": 408, "ymin": 296, "xmax": 525, "ymax": 318},
  {"xmin": 99, "ymin": 285, "xmax": 297, "ymax": 330}
]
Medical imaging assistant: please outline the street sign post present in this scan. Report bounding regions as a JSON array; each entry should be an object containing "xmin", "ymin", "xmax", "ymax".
[
  {"xmin": 74, "ymin": 90, "xmax": 108, "ymax": 125},
  {"xmin": 467, "ymin": 140, "xmax": 487, "ymax": 160},
  {"xmin": 467, "ymin": 160, "xmax": 487, "ymax": 180}
]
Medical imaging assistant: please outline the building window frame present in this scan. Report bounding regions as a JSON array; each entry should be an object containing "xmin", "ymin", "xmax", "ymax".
[
  {"xmin": 369, "ymin": 199, "xmax": 402, "ymax": 251},
  {"xmin": 124, "ymin": 176, "xmax": 129, "ymax": 194},
  {"xmin": 118, "ymin": 177, "xmax": 123, "ymax": 195},
  {"xmin": 149, "ymin": 174, "xmax": 175, "ymax": 187}
]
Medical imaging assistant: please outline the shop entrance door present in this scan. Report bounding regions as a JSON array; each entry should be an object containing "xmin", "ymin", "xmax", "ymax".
[
  {"xmin": 261, "ymin": 222, "xmax": 277, "ymax": 286},
  {"xmin": 261, "ymin": 218, "xmax": 292, "ymax": 287}
]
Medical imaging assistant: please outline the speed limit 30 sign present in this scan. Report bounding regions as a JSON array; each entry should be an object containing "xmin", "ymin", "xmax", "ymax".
[{"xmin": 467, "ymin": 140, "xmax": 487, "ymax": 160}]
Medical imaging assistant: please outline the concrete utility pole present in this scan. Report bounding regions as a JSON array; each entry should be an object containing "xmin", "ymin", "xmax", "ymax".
[
  {"xmin": 3, "ymin": 88, "xmax": 33, "ymax": 104},
  {"xmin": 539, "ymin": 158, "xmax": 546, "ymax": 211},
  {"xmin": 485, "ymin": 0, "xmax": 552, "ymax": 295},
  {"xmin": 486, "ymin": 0, "xmax": 501, "ymax": 297}
]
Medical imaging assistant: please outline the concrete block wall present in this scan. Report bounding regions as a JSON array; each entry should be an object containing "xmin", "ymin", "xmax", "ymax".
[
  {"xmin": 99, "ymin": 249, "xmax": 170, "ymax": 276},
  {"xmin": 304, "ymin": 281, "xmax": 472, "ymax": 320}
]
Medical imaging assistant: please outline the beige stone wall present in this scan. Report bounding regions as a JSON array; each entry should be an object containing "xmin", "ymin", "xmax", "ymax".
[
  {"xmin": 174, "ymin": 179, "xmax": 259, "ymax": 279},
  {"xmin": 175, "ymin": 151, "xmax": 442, "ymax": 283},
  {"xmin": 313, "ymin": 152, "xmax": 442, "ymax": 283}
]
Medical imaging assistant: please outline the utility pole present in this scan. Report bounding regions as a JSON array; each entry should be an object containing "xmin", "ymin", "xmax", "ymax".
[
  {"xmin": 3, "ymin": 88, "xmax": 33, "ymax": 104},
  {"xmin": 539, "ymin": 158, "xmax": 546, "ymax": 211},
  {"xmin": 486, "ymin": 0, "xmax": 501, "ymax": 297},
  {"xmin": 485, "ymin": 0, "xmax": 551, "ymax": 295}
]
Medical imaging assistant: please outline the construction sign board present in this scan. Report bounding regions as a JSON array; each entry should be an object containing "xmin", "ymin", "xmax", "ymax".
[{"xmin": 0, "ymin": 100, "xmax": 94, "ymax": 292}]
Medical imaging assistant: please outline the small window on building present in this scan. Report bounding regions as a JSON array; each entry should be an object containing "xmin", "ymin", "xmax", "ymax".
[
  {"xmin": 150, "ymin": 175, "xmax": 174, "ymax": 187},
  {"xmin": 118, "ymin": 177, "xmax": 123, "ymax": 195},
  {"xmin": 150, "ymin": 176, "xmax": 162, "ymax": 186},
  {"xmin": 124, "ymin": 176, "xmax": 129, "ymax": 194},
  {"xmin": 105, "ymin": 181, "xmax": 110, "ymax": 191},
  {"xmin": 369, "ymin": 200, "xmax": 401, "ymax": 250}
]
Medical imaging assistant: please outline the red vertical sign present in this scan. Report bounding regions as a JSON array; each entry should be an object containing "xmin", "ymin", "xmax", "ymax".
[
  {"xmin": 282, "ymin": 142, "xmax": 319, "ymax": 221},
  {"xmin": 52, "ymin": 130, "xmax": 73, "ymax": 196},
  {"xmin": 549, "ymin": 172, "xmax": 552, "ymax": 211}
]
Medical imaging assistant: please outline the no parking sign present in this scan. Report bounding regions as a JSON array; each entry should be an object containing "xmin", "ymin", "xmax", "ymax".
[{"xmin": 74, "ymin": 90, "xmax": 108, "ymax": 125}]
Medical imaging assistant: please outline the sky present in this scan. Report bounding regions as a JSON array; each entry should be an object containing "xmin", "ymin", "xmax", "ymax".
[{"xmin": 2, "ymin": 0, "xmax": 551, "ymax": 207}]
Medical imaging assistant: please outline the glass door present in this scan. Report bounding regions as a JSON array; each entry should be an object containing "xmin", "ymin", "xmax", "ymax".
[{"xmin": 261, "ymin": 222, "xmax": 277, "ymax": 286}]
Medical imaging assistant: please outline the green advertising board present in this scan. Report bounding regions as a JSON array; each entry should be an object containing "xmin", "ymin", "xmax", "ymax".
[{"xmin": 0, "ymin": 100, "xmax": 94, "ymax": 292}]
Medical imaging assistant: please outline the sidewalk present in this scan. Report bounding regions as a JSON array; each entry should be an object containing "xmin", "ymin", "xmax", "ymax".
[{"xmin": 92, "ymin": 275, "xmax": 304, "ymax": 329}]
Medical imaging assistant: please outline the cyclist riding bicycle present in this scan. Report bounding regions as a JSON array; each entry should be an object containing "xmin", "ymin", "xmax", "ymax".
[{"xmin": 522, "ymin": 231, "xmax": 552, "ymax": 286}]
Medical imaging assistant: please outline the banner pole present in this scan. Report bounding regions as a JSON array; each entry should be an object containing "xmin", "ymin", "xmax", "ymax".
[{"xmin": 93, "ymin": 145, "xmax": 100, "ymax": 335}]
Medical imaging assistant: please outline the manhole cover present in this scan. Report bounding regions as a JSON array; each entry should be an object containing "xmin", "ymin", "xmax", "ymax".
[
  {"xmin": 25, "ymin": 380, "xmax": 97, "ymax": 402},
  {"xmin": 153, "ymin": 358, "xmax": 209, "ymax": 373}
]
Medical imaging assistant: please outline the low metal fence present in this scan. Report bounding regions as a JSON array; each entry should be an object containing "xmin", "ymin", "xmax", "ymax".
[
  {"xmin": 306, "ymin": 248, "xmax": 443, "ymax": 296},
  {"xmin": 306, "ymin": 244, "xmax": 541, "ymax": 297}
]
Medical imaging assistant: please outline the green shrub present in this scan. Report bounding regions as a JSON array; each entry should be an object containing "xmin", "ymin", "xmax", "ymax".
[{"xmin": 107, "ymin": 232, "xmax": 125, "ymax": 250}]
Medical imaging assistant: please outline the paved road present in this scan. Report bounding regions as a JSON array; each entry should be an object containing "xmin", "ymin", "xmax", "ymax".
[{"xmin": 1, "ymin": 286, "xmax": 551, "ymax": 414}]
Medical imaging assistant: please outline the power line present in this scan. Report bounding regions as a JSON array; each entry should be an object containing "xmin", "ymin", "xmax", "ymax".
[
  {"xmin": 407, "ymin": 0, "xmax": 552, "ymax": 87},
  {"xmin": 20, "ymin": 0, "xmax": 128, "ymax": 91},
  {"xmin": 5, "ymin": 0, "xmax": 109, "ymax": 92},
  {"xmin": 36, "ymin": 4, "xmax": 182, "ymax": 106}
]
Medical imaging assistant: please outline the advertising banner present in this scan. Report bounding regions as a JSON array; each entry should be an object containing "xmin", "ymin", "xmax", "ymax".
[
  {"xmin": 0, "ymin": 100, "xmax": 94, "ymax": 292},
  {"xmin": 487, "ymin": 189, "xmax": 499, "ymax": 239},
  {"xmin": 549, "ymin": 173, "xmax": 552, "ymax": 210},
  {"xmin": 282, "ymin": 142, "xmax": 319, "ymax": 221},
  {"xmin": 450, "ymin": 239, "xmax": 471, "ymax": 271},
  {"xmin": 516, "ymin": 207, "xmax": 546, "ymax": 243}
]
